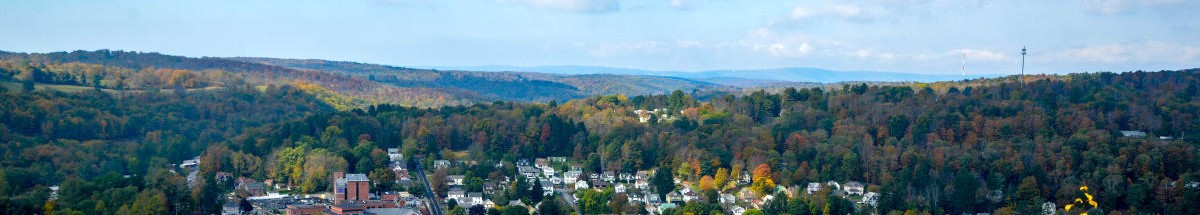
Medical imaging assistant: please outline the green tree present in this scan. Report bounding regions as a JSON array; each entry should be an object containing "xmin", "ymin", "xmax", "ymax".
[
  {"xmin": 652, "ymin": 168, "xmax": 675, "ymax": 199},
  {"xmin": 1015, "ymin": 176, "xmax": 1043, "ymax": 215}
]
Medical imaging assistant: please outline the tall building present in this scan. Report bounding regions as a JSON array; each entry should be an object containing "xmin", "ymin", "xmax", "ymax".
[{"xmin": 333, "ymin": 172, "xmax": 370, "ymax": 203}]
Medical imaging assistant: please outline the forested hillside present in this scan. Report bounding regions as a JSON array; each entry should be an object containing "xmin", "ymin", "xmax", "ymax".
[
  {"xmin": 231, "ymin": 57, "xmax": 719, "ymax": 102},
  {"xmin": 201, "ymin": 69, "xmax": 1198, "ymax": 214},
  {"xmin": 0, "ymin": 84, "xmax": 335, "ymax": 214},
  {"xmin": 1, "ymin": 49, "xmax": 1197, "ymax": 215}
]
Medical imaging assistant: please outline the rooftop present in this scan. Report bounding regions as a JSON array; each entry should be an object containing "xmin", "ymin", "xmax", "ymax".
[{"xmin": 346, "ymin": 174, "xmax": 369, "ymax": 182}]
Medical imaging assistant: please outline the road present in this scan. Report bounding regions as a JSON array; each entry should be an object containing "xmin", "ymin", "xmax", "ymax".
[
  {"xmin": 557, "ymin": 189, "xmax": 580, "ymax": 214},
  {"xmin": 413, "ymin": 158, "xmax": 443, "ymax": 215}
]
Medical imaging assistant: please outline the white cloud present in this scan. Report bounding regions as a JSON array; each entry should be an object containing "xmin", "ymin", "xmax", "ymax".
[
  {"xmin": 1083, "ymin": 0, "xmax": 1187, "ymax": 14},
  {"xmin": 498, "ymin": 0, "xmax": 620, "ymax": 13},
  {"xmin": 1046, "ymin": 41, "xmax": 1200, "ymax": 63},
  {"xmin": 669, "ymin": 0, "xmax": 686, "ymax": 10},
  {"xmin": 788, "ymin": 4, "xmax": 863, "ymax": 19},
  {"xmin": 956, "ymin": 49, "xmax": 1005, "ymax": 61}
]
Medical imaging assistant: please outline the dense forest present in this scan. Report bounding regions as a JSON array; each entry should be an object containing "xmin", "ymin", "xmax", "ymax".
[
  {"xmin": 0, "ymin": 49, "xmax": 1198, "ymax": 214},
  {"xmin": 206, "ymin": 69, "xmax": 1197, "ymax": 214}
]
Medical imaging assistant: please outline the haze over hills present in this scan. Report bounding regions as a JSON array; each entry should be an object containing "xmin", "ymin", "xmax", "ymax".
[
  {"xmin": 0, "ymin": 50, "xmax": 722, "ymax": 108},
  {"xmin": 426, "ymin": 65, "xmax": 1000, "ymax": 84}
]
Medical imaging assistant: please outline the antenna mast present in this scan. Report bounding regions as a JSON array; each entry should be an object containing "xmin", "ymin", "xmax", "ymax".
[
  {"xmin": 961, "ymin": 51, "xmax": 967, "ymax": 80},
  {"xmin": 1020, "ymin": 46, "xmax": 1027, "ymax": 84}
]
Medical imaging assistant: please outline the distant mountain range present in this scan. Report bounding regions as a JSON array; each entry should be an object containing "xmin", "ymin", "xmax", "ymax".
[
  {"xmin": 0, "ymin": 49, "xmax": 1001, "ymax": 108},
  {"xmin": 426, "ymin": 65, "xmax": 1000, "ymax": 84}
]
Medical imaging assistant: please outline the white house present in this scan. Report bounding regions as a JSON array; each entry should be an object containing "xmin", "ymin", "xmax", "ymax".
[
  {"xmin": 433, "ymin": 160, "xmax": 451, "ymax": 169},
  {"xmin": 574, "ymin": 180, "xmax": 590, "ymax": 190},
  {"xmin": 619, "ymin": 173, "xmax": 635, "ymax": 181},
  {"xmin": 540, "ymin": 181, "xmax": 555, "ymax": 196},
  {"xmin": 634, "ymin": 179, "xmax": 649, "ymax": 190},
  {"xmin": 541, "ymin": 166, "xmax": 557, "ymax": 177},
  {"xmin": 387, "ymin": 148, "xmax": 403, "ymax": 162},
  {"xmin": 860, "ymin": 192, "xmax": 879, "ymax": 206},
  {"xmin": 518, "ymin": 165, "xmax": 539, "ymax": 179},
  {"xmin": 1121, "ymin": 130, "xmax": 1147, "ymax": 138},
  {"xmin": 447, "ymin": 189, "xmax": 465, "ymax": 203},
  {"xmin": 682, "ymin": 189, "xmax": 700, "ymax": 202},
  {"xmin": 806, "ymin": 183, "xmax": 822, "ymax": 195},
  {"xmin": 564, "ymin": 170, "xmax": 582, "ymax": 185},
  {"xmin": 447, "ymin": 175, "xmax": 465, "ymax": 186},
  {"xmin": 467, "ymin": 192, "xmax": 484, "ymax": 206},
  {"xmin": 615, "ymin": 184, "xmax": 627, "ymax": 193},
  {"xmin": 843, "ymin": 181, "xmax": 865, "ymax": 196},
  {"xmin": 730, "ymin": 206, "xmax": 746, "ymax": 215}
]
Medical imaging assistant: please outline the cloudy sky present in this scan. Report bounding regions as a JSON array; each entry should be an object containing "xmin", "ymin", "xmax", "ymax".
[{"xmin": 1, "ymin": 0, "xmax": 1197, "ymax": 74}]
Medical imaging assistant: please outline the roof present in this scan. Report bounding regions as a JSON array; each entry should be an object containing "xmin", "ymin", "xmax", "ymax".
[
  {"xmin": 346, "ymin": 174, "xmax": 369, "ymax": 182},
  {"xmin": 845, "ymin": 181, "xmax": 864, "ymax": 188}
]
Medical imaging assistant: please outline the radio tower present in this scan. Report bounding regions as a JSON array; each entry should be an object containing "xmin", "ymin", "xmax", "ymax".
[
  {"xmin": 1020, "ymin": 46, "xmax": 1027, "ymax": 84},
  {"xmin": 961, "ymin": 51, "xmax": 967, "ymax": 80}
]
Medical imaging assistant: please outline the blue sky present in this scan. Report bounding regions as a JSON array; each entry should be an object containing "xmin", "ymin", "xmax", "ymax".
[{"xmin": 1, "ymin": 0, "xmax": 1197, "ymax": 74}]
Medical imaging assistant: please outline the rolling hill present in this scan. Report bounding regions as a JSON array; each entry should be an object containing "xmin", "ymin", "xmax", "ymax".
[{"xmin": 428, "ymin": 65, "xmax": 997, "ymax": 84}]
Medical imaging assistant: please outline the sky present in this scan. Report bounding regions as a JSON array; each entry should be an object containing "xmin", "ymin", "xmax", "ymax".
[{"xmin": 1, "ymin": 0, "xmax": 1198, "ymax": 75}]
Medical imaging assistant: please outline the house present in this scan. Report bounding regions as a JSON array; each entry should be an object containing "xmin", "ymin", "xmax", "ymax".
[
  {"xmin": 548, "ymin": 157, "xmax": 567, "ymax": 163},
  {"xmin": 433, "ymin": 160, "xmax": 451, "ymax": 169},
  {"xmin": 719, "ymin": 193, "xmax": 736, "ymax": 204},
  {"xmin": 387, "ymin": 148, "xmax": 403, "ymax": 162},
  {"xmin": 615, "ymin": 184, "xmax": 627, "ymax": 193},
  {"xmin": 681, "ymin": 188, "xmax": 700, "ymax": 202},
  {"xmin": 1121, "ymin": 130, "xmax": 1147, "ymax": 138},
  {"xmin": 548, "ymin": 176, "xmax": 562, "ymax": 185},
  {"xmin": 466, "ymin": 192, "xmax": 484, "ymax": 206},
  {"xmin": 236, "ymin": 178, "xmax": 266, "ymax": 196},
  {"xmin": 574, "ymin": 180, "xmax": 590, "ymax": 190},
  {"xmin": 180, "ymin": 157, "xmax": 200, "ymax": 170},
  {"xmin": 590, "ymin": 179, "xmax": 609, "ymax": 189},
  {"xmin": 634, "ymin": 179, "xmax": 649, "ymax": 190},
  {"xmin": 860, "ymin": 192, "xmax": 879, "ymax": 206},
  {"xmin": 541, "ymin": 166, "xmax": 557, "ymax": 177},
  {"xmin": 740, "ymin": 172, "xmax": 751, "ymax": 184},
  {"xmin": 563, "ymin": 170, "xmax": 582, "ymax": 185},
  {"xmin": 540, "ymin": 181, "xmax": 556, "ymax": 196},
  {"xmin": 666, "ymin": 192, "xmax": 684, "ymax": 203},
  {"xmin": 634, "ymin": 109, "xmax": 652, "ymax": 123},
  {"xmin": 627, "ymin": 193, "xmax": 643, "ymax": 203},
  {"xmin": 535, "ymin": 158, "xmax": 550, "ymax": 169},
  {"xmin": 483, "ymin": 200, "xmax": 496, "ymax": 209},
  {"xmin": 518, "ymin": 165, "xmax": 540, "ymax": 179},
  {"xmin": 826, "ymin": 181, "xmax": 841, "ymax": 191},
  {"xmin": 657, "ymin": 203, "xmax": 678, "ymax": 214},
  {"xmin": 619, "ymin": 172, "xmax": 635, "ymax": 181},
  {"xmin": 645, "ymin": 192, "xmax": 662, "ymax": 204},
  {"xmin": 589, "ymin": 173, "xmax": 601, "ymax": 180},
  {"xmin": 843, "ymin": 181, "xmax": 865, "ymax": 196},
  {"xmin": 516, "ymin": 159, "xmax": 531, "ymax": 166},
  {"xmin": 806, "ymin": 183, "xmax": 822, "ymax": 195},
  {"xmin": 636, "ymin": 171, "xmax": 650, "ymax": 180},
  {"xmin": 730, "ymin": 206, "xmax": 746, "ymax": 215},
  {"xmin": 447, "ymin": 175, "xmax": 465, "ymax": 186},
  {"xmin": 602, "ymin": 171, "xmax": 617, "ymax": 182},
  {"xmin": 447, "ymin": 189, "xmax": 465, "ymax": 203}
]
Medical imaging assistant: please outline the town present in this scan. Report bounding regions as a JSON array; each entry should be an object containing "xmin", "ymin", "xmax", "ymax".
[{"xmin": 215, "ymin": 145, "xmax": 881, "ymax": 215}]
